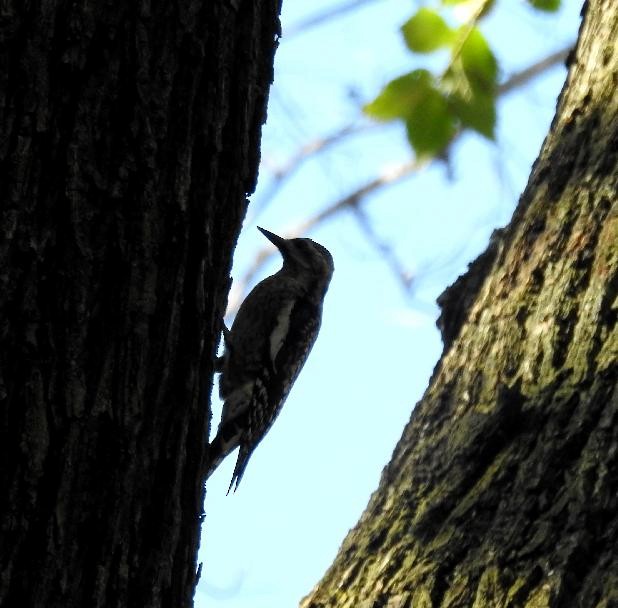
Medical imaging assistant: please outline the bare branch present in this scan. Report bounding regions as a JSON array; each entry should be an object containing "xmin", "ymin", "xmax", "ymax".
[
  {"xmin": 254, "ymin": 121, "xmax": 374, "ymax": 216},
  {"xmin": 498, "ymin": 46, "xmax": 571, "ymax": 95},
  {"xmin": 294, "ymin": 159, "xmax": 426, "ymax": 235}
]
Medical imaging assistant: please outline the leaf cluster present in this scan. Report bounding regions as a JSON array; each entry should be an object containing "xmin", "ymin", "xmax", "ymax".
[{"xmin": 364, "ymin": 0, "xmax": 562, "ymax": 157}]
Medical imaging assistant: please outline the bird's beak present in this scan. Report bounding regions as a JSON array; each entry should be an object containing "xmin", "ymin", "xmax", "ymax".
[{"xmin": 257, "ymin": 227, "xmax": 287, "ymax": 252}]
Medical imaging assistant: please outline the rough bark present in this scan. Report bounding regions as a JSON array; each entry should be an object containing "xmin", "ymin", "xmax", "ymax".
[
  {"xmin": 0, "ymin": 1, "xmax": 280, "ymax": 607},
  {"xmin": 302, "ymin": 1, "xmax": 617, "ymax": 607}
]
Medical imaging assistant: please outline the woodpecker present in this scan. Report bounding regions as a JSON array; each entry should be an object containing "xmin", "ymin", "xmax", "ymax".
[{"xmin": 207, "ymin": 227, "xmax": 334, "ymax": 492}]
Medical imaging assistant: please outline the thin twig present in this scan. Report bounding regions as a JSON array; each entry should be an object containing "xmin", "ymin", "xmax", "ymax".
[
  {"xmin": 254, "ymin": 121, "xmax": 374, "ymax": 216},
  {"xmin": 284, "ymin": 0, "xmax": 380, "ymax": 38},
  {"xmin": 498, "ymin": 47, "xmax": 570, "ymax": 95},
  {"xmin": 352, "ymin": 205, "xmax": 415, "ymax": 291}
]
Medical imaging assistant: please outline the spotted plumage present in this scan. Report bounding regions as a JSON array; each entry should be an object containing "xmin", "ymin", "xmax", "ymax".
[{"xmin": 207, "ymin": 227, "xmax": 334, "ymax": 492}]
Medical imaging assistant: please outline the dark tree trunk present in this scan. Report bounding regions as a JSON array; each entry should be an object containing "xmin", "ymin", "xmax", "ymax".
[
  {"xmin": 0, "ymin": 1, "xmax": 280, "ymax": 607},
  {"xmin": 302, "ymin": 1, "xmax": 618, "ymax": 607}
]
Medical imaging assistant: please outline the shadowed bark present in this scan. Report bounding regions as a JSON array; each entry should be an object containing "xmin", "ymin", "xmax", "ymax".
[
  {"xmin": 0, "ymin": 1, "xmax": 280, "ymax": 606},
  {"xmin": 302, "ymin": 1, "xmax": 618, "ymax": 606}
]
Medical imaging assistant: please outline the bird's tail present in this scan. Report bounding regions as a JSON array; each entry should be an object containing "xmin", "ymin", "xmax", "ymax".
[{"xmin": 226, "ymin": 447, "xmax": 251, "ymax": 494}]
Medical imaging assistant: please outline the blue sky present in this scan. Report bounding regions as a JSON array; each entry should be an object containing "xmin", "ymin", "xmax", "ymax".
[{"xmin": 196, "ymin": 2, "xmax": 582, "ymax": 606}]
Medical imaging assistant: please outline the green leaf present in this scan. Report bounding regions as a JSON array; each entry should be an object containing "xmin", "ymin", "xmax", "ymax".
[
  {"xmin": 442, "ymin": 0, "xmax": 470, "ymax": 4},
  {"xmin": 401, "ymin": 8, "xmax": 455, "ymax": 53},
  {"xmin": 459, "ymin": 27, "xmax": 498, "ymax": 95},
  {"xmin": 405, "ymin": 87, "xmax": 457, "ymax": 156},
  {"xmin": 450, "ymin": 91, "xmax": 496, "ymax": 138},
  {"xmin": 528, "ymin": 0, "xmax": 560, "ymax": 11},
  {"xmin": 364, "ymin": 69, "xmax": 434, "ymax": 121}
]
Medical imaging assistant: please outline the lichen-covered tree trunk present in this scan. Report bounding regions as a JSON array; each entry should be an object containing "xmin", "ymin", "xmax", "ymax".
[
  {"xmin": 302, "ymin": 2, "xmax": 617, "ymax": 607},
  {"xmin": 0, "ymin": 2, "xmax": 280, "ymax": 607}
]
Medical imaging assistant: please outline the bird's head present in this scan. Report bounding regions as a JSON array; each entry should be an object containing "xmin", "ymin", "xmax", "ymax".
[{"xmin": 258, "ymin": 227, "xmax": 334, "ymax": 288}]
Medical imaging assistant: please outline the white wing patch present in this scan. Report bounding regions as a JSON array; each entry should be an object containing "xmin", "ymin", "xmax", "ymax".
[{"xmin": 269, "ymin": 300, "xmax": 295, "ymax": 372}]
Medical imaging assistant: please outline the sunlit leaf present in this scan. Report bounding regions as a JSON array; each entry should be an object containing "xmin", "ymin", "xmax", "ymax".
[
  {"xmin": 450, "ymin": 91, "xmax": 496, "ymax": 138},
  {"xmin": 405, "ymin": 87, "xmax": 457, "ymax": 156},
  {"xmin": 459, "ymin": 27, "xmax": 498, "ymax": 94},
  {"xmin": 528, "ymin": 0, "xmax": 561, "ymax": 11},
  {"xmin": 401, "ymin": 8, "xmax": 455, "ymax": 53},
  {"xmin": 364, "ymin": 70, "xmax": 434, "ymax": 121}
]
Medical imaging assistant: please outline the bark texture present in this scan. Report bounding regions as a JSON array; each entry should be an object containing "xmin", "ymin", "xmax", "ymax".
[
  {"xmin": 302, "ymin": 1, "xmax": 618, "ymax": 607},
  {"xmin": 0, "ymin": 1, "xmax": 280, "ymax": 607}
]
